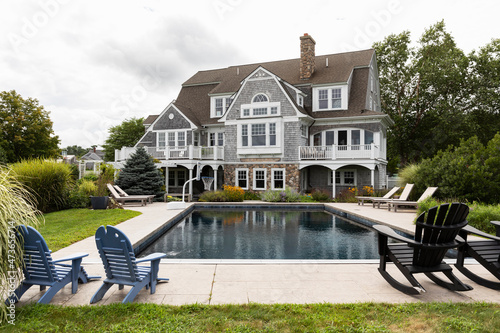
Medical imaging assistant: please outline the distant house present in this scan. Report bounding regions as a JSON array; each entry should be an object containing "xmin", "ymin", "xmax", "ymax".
[
  {"xmin": 115, "ymin": 34, "xmax": 393, "ymax": 198},
  {"xmin": 81, "ymin": 148, "xmax": 105, "ymax": 170}
]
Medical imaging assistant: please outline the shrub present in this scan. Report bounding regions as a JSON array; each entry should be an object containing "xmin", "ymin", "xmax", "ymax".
[
  {"xmin": 198, "ymin": 190, "xmax": 227, "ymax": 202},
  {"xmin": 398, "ymin": 163, "xmax": 420, "ymax": 187},
  {"xmin": 11, "ymin": 159, "xmax": 73, "ymax": 213},
  {"xmin": 244, "ymin": 191, "xmax": 261, "ymax": 200},
  {"xmin": 262, "ymin": 187, "xmax": 301, "ymax": 202},
  {"xmin": 66, "ymin": 187, "xmax": 90, "ymax": 209},
  {"xmin": 78, "ymin": 179, "xmax": 97, "ymax": 197},
  {"xmin": 222, "ymin": 185, "xmax": 244, "ymax": 202},
  {"xmin": 0, "ymin": 166, "xmax": 41, "ymax": 322},
  {"xmin": 311, "ymin": 189, "xmax": 331, "ymax": 202},
  {"xmin": 334, "ymin": 187, "xmax": 357, "ymax": 203}
]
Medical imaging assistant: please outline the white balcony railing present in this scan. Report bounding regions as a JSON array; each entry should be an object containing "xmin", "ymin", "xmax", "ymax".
[
  {"xmin": 115, "ymin": 145, "xmax": 224, "ymax": 162},
  {"xmin": 299, "ymin": 144, "xmax": 380, "ymax": 160}
]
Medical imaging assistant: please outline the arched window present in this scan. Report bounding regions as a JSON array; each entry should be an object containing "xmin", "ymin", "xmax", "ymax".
[{"xmin": 252, "ymin": 94, "xmax": 268, "ymax": 103}]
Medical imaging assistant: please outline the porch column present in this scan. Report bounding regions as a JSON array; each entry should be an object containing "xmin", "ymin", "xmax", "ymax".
[
  {"xmin": 331, "ymin": 168, "xmax": 336, "ymax": 199},
  {"xmin": 189, "ymin": 168, "xmax": 193, "ymax": 201},
  {"xmin": 213, "ymin": 166, "xmax": 217, "ymax": 191},
  {"xmin": 165, "ymin": 166, "xmax": 169, "ymax": 194},
  {"xmin": 371, "ymin": 168, "xmax": 375, "ymax": 189}
]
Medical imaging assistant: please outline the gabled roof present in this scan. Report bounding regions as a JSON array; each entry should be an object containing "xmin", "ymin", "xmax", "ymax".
[
  {"xmin": 164, "ymin": 48, "xmax": 383, "ymax": 126},
  {"xmin": 182, "ymin": 49, "xmax": 375, "ymax": 92}
]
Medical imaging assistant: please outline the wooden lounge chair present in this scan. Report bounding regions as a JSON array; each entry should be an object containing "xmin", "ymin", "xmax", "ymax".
[
  {"xmin": 455, "ymin": 221, "xmax": 500, "ymax": 289},
  {"xmin": 356, "ymin": 186, "xmax": 400, "ymax": 205},
  {"xmin": 90, "ymin": 225, "xmax": 168, "ymax": 304},
  {"xmin": 6, "ymin": 225, "xmax": 99, "ymax": 305},
  {"xmin": 107, "ymin": 184, "xmax": 153, "ymax": 206},
  {"xmin": 372, "ymin": 184, "xmax": 414, "ymax": 208},
  {"xmin": 387, "ymin": 187, "xmax": 438, "ymax": 212},
  {"xmin": 373, "ymin": 203, "xmax": 473, "ymax": 295},
  {"xmin": 114, "ymin": 184, "xmax": 155, "ymax": 203}
]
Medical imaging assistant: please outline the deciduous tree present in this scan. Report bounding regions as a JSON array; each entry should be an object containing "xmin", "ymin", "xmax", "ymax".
[
  {"xmin": 0, "ymin": 90, "xmax": 60, "ymax": 162},
  {"xmin": 102, "ymin": 117, "xmax": 144, "ymax": 161}
]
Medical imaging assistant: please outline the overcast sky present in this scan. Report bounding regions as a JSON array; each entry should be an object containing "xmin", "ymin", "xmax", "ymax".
[{"xmin": 1, "ymin": 0, "xmax": 498, "ymax": 149}]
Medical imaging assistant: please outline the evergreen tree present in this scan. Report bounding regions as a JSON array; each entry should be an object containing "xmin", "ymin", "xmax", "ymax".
[{"xmin": 115, "ymin": 147, "xmax": 164, "ymax": 199}]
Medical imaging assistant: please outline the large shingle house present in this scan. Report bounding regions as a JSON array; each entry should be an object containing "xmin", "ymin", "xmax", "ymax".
[{"xmin": 115, "ymin": 34, "xmax": 393, "ymax": 198}]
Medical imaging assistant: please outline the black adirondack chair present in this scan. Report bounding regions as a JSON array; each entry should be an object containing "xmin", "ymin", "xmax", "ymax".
[
  {"xmin": 373, "ymin": 203, "xmax": 473, "ymax": 295},
  {"xmin": 455, "ymin": 221, "xmax": 500, "ymax": 289}
]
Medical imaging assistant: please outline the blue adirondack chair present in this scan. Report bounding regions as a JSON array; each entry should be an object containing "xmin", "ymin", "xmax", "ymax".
[
  {"xmin": 6, "ymin": 225, "xmax": 99, "ymax": 305},
  {"xmin": 90, "ymin": 225, "xmax": 168, "ymax": 304}
]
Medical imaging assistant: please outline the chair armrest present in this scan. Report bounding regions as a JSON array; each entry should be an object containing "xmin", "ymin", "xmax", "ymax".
[
  {"xmin": 53, "ymin": 252, "xmax": 88, "ymax": 263},
  {"xmin": 463, "ymin": 225, "xmax": 500, "ymax": 241},
  {"xmin": 136, "ymin": 252, "xmax": 167, "ymax": 263},
  {"xmin": 373, "ymin": 225, "xmax": 419, "ymax": 246}
]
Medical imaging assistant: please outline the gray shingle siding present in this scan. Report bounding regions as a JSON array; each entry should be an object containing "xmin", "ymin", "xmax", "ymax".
[{"xmin": 152, "ymin": 106, "xmax": 191, "ymax": 130}]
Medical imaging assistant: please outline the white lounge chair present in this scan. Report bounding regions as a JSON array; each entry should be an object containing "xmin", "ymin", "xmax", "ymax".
[
  {"xmin": 107, "ymin": 184, "xmax": 153, "ymax": 206},
  {"xmin": 372, "ymin": 184, "xmax": 414, "ymax": 208},
  {"xmin": 388, "ymin": 187, "xmax": 438, "ymax": 212},
  {"xmin": 356, "ymin": 186, "xmax": 400, "ymax": 205}
]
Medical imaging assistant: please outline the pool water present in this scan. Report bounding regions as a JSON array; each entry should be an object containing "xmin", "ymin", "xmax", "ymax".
[{"xmin": 139, "ymin": 209, "xmax": 380, "ymax": 260}]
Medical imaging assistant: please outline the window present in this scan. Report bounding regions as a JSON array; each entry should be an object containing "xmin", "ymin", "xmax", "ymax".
[
  {"xmin": 211, "ymin": 95, "xmax": 233, "ymax": 118},
  {"xmin": 253, "ymin": 169, "xmax": 266, "ymax": 190},
  {"xmin": 314, "ymin": 86, "xmax": 345, "ymax": 111},
  {"xmin": 236, "ymin": 169, "xmax": 248, "ymax": 189},
  {"xmin": 319, "ymin": 89, "xmax": 328, "ymax": 109},
  {"xmin": 325, "ymin": 131, "xmax": 335, "ymax": 145},
  {"xmin": 253, "ymin": 94, "xmax": 268, "ymax": 103},
  {"xmin": 215, "ymin": 98, "xmax": 224, "ymax": 116},
  {"xmin": 158, "ymin": 131, "xmax": 187, "ymax": 149},
  {"xmin": 168, "ymin": 169, "xmax": 186, "ymax": 187},
  {"xmin": 178, "ymin": 132, "xmax": 186, "ymax": 147},
  {"xmin": 242, "ymin": 125, "xmax": 248, "ymax": 146},
  {"xmin": 331, "ymin": 88, "xmax": 342, "ymax": 108},
  {"xmin": 168, "ymin": 132, "xmax": 176, "ymax": 147},
  {"xmin": 218, "ymin": 133, "xmax": 224, "ymax": 146},
  {"xmin": 158, "ymin": 132, "xmax": 166, "ymax": 148},
  {"xmin": 301, "ymin": 125, "xmax": 308, "ymax": 138},
  {"xmin": 329, "ymin": 170, "xmax": 356, "ymax": 186},
  {"xmin": 272, "ymin": 169, "xmax": 285, "ymax": 190},
  {"xmin": 297, "ymin": 95, "xmax": 304, "ymax": 107},
  {"xmin": 269, "ymin": 123, "xmax": 276, "ymax": 146},
  {"xmin": 241, "ymin": 94, "xmax": 280, "ymax": 118},
  {"xmin": 251, "ymin": 124, "xmax": 266, "ymax": 146},
  {"xmin": 364, "ymin": 130, "xmax": 374, "ymax": 144},
  {"xmin": 193, "ymin": 132, "xmax": 199, "ymax": 146},
  {"xmin": 209, "ymin": 133, "xmax": 215, "ymax": 146}
]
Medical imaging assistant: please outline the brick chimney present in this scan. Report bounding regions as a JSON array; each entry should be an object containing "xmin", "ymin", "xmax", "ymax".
[{"xmin": 300, "ymin": 33, "xmax": 316, "ymax": 80}]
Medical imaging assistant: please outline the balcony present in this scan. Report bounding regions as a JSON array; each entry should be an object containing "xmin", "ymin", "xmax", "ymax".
[
  {"xmin": 115, "ymin": 146, "xmax": 224, "ymax": 162},
  {"xmin": 299, "ymin": 144, "xmax": 381, "ymax": 160}
]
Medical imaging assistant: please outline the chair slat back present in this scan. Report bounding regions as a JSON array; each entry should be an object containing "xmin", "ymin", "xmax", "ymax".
[
  {"xmin": 95, "ymin": 225, "xmax": 141, "ymax": 283},
  {"xmin": 114, "ymin": 185, "xmax": 129, "ymax": 197},
  {"xmin": 398, "ymin": 184, "xmax": 414, "ymax": 201},
  {"xmin": 417, "ymin": 187, "xmax": 438, "ymax": 203},
  {"xmin": 413, "ymin": 203, "xmax": 469, "ymax": 267},
  {"xmin": 382, "ymin": 187, "xmax": 400, "ymax": 199},
  {"xmin": 106, "ymin": 184, "xmax": 120, "ymax": 199},
  {"xmin": 16, "ymin": 225, "xmax": 59, "ymax": 283}
]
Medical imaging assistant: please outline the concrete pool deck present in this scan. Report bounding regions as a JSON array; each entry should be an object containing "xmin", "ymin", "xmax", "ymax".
[{"xmin": 17, "ymin": 202, "xmax": 500, "ymax": 306}]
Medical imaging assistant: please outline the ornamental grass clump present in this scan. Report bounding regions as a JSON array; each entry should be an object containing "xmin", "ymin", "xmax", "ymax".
[
  {"xmin": 11, "ymin": 159, "xmax": 73, "ymax": 213},
  {"xmin": 0, "ymin": 165, "xmax": 41, "ymax": 323},
  {"xmin": 262, "ymin": 187, "xmax": 301, "ymax": 202}
]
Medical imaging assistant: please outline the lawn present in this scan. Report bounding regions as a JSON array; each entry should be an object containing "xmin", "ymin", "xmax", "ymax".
[
  {"xmin": 38, "ymin": 208, "xmax": 142, "ymax": 251},
  {"xmin": 3, "ymin": 302, "xmax": 500, "ymax": 332}
]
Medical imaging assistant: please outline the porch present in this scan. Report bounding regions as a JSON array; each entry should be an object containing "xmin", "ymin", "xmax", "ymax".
[
  {"xmin": 115, "ymin": 146, "xmax": 224, "ymax": 162},
  {"xmin": 299, "ymin": 144, "xmax": 382, "ymax": 160}
]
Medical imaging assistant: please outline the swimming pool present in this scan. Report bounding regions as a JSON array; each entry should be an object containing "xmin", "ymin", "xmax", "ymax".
[{"xmin": 138, "ymin": 207, "xmax": 381, "ymax": 260}]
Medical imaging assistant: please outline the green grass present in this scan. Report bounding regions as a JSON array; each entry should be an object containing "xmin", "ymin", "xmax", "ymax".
[
  {"xmin": 2, "ymin": 302, "xmax": 500, "ymax": 332},
  {"xmin": 38, "ymin": 209, "xmax": 142, "ymax": 251}
]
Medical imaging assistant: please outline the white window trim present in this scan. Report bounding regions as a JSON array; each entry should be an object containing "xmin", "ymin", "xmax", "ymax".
[
  {"xmin": 328, "ymin": 169, "xmax": 357, "ymax": 186},
  {"xmin": 237, "ymin": 121, "xmax": 280, "ymax": 149},
  {"xmin": 156, "ymin": 130, "xmax": 187, "ymax": 150},
  {"xmin": 253, "ymin": 168, "xmax": 267, "ymax": 190},
  {"xmin": 168, "ymin": 168, "xmax": 186, "ymax": 187},
  {"xmin": 271, "ymin": 168, "xmax": 286, "ymax": 190},
  {"xmin": 240, "ymin": 101, "xmax": 281, "ymax": 118},
  {"xmin": 311, "ymin": 129, "xmax": 376, "ymax": 147},
  {"xmin": 312, "ymin": 85, "xmax": 348, "ymax": 111},
  {"xmin": 235, "ymin": 168, "xmax": 249, "ymax": 190},
  {"xmin": 210, "ymin": 95, "xmax": 233, "ymax": 118}
]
